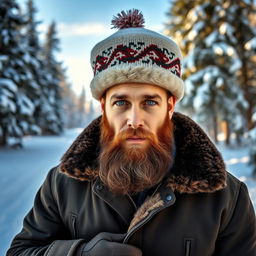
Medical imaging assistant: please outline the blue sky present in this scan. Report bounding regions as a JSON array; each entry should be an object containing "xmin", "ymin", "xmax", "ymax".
[{"xmin": 19, "ymin": 0, "xmax": 171, "ymax": 99}]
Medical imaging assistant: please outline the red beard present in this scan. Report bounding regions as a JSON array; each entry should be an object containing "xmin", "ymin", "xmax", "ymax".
[{"xmin": 99, "ymin": 113, "xmax": 175, "ymax": 195}]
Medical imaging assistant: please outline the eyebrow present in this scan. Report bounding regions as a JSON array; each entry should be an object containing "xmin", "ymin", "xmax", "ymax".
[
  {"xmin": 143, "ymin": 94, "xmax": 162, "ymax": 102},
  {"xmin": 110, "ymin": 93, "xmax": 163, "ymax": 102},
  {"xmin": 110, "ymin": 94, "xmax": 128, "ymax": 101}
]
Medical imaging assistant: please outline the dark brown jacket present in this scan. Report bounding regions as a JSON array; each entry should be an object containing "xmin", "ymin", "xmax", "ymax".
[{"xmin": 7, "ymin": 113, "xmax": 256, "ymax": 256}]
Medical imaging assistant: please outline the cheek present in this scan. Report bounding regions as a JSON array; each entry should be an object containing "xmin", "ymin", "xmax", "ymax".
[
  {"xmin": 105, "ymin": 113, "xmax": 122, "ymax": 135},
  {"xmin": 106, "ymin": 109, "xmax": 128, "ymax": 134},
  {"xmin": 151, "ymin": 110, "xmax": 169, "ymax": 129}
]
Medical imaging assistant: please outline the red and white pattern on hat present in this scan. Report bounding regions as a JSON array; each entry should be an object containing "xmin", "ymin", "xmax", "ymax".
[{"xmin": 92, "ymin": 42, "xmax": 181, "ymax": 78}]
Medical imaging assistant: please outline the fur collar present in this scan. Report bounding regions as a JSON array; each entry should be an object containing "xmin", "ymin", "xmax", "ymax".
[{"xmin": 60, "ymin": 112, "xmax": 227, "ymax": 194}]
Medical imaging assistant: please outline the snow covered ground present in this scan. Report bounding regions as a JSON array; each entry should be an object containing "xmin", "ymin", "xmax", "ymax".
[{"xmin": 0, "ymin": 129, "xmax": 255, "ymax": 255}]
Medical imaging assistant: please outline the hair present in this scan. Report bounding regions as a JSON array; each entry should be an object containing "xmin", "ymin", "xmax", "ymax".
[{"xmin": 98, "ymin": 112, "xmax": 175, "ymax": 195}]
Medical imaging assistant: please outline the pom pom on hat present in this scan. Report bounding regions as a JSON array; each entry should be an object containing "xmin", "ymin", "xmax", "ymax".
[
  {"xmin": 90, "ymin": 9, "xmax": 184, "ymax": 102},
  {"xmin": 111, "ymin": 9, "xmax": 145, "ymax": 29}
]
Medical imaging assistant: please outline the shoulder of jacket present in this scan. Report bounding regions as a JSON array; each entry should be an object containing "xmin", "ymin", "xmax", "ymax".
[
  {"xmin": 44, "ymin": 165, "xmax": 93, "ymax": 205},
  {"xmin": 219, "ymin": 171, "xmax": 252, "ymax": 232},
  {"xmin": 221, "ymin": 172, "xmax": 243, "ymax": 211},
  {"xmin": 225, "ymin": 172, "xmax": 242, "ymax": 193},
  {"xmin": 47, "ymin": 165, "xmax": 92, "ymax": 188}
]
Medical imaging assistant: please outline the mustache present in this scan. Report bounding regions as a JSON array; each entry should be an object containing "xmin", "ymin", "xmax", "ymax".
[{"xmin": 117, "ymin": 127, "xmax": 156, "ymax": 141}]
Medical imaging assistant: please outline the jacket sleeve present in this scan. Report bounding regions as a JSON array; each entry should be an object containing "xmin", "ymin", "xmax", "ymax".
[
  {"xmin": 214, "ymin": 182, "xmax": 256, "ymax": 256},
  {"xmin": 6, "ymin": 167, "xmax": 85, "ymax": 256}
]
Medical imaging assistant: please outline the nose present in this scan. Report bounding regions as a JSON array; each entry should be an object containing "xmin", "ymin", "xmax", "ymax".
[{"xmin": 127, "ymin": 106, "xmax": 144, "ymax": 129}]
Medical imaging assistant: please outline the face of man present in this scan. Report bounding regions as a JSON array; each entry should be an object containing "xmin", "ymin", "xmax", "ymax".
[{"xmin": 99, "ymin": 83, "xmax": 176, "ymax": 195}]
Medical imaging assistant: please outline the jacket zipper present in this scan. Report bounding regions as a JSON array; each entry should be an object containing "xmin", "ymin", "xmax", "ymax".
[
  {"xmin": 124, "ymin": 182, "xmax": 173, "ymax": 243},
  {"xmin": 151, "ymin": 182, "xmax": 162, "ymax": 197},
  {"xmin": 123, "ymin": 200, "xmax": 174, "ymax": 243},
  {"xmin": 185, "ymin": 239, "xmax": 191, "ymax": 256},
  {"xmin": 127, "ymin": 194, "xmax": 138, "ymax": 211}
]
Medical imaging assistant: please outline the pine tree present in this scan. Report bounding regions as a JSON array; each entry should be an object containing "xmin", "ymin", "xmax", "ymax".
[
  {"xmin": 24, "ymin": 0, "xmax": 57, "ymax": 135},
  {"xmin": 0, "ymin": 0, "xmax": 37, "ymax": 146},
  {"xmin": 41, "ymin": 21, "xmax": 64, "ymax": 134},
  {"xmin": 87, "ymin": 100, "xmax": 96, "ymax": 124},
  {"xmin": 249, "ymin": 110, "xmax": 256, "ymax": 176},
  {"xmin": 221, "ymin": 0, "xmax": 256, "ymax": 131},
  {"xmin": 76, "ymin": 86, "xmax": 87, "ymax": 127},
  {"xmin": 165, "ymin": 0, "xmax": 250, "ymax": 144},
  {"xmin": 23, "ymin": 0, "xmax": 43, "ymax": 100},
  {"xmin": 60, "ymin": 66, "xmax": 78, "ymax": 128},
  {"xmin": 21, "ymin": 0, "xmax": 44, "ymax": 134}
]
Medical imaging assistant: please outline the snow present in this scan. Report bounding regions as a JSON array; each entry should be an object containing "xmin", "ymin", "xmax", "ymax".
[
  {"xmin": 0, "ymin": 54, "xmax": 7, "ymax": 60},
  {"xmin": 23, "ymin": 52, "xmax": 32, "ymax": 64},
  {"xmin": 220, "ymin": 22, "xmax": 237, "ymax": 44},
  {"xmin": 9, "ymin": 118, "xmax": 23, "ymax": 137},
  {"xmin": 17, "ymin": 93, "xmax": 35, "ymax": 116},
  {"xmin": 193, "ymin": 82, "xmax": 209, "ymax": 109},
  {"xmin": 213, "ymin": 42, "xmax": 234, "ymax": 56},
  {"xmin": 229, "ymin": 57, "xmax": 242, "ymax": 73},
  {"xmin": 245, "ymin": 37, "xmax": 256, "ymax": 51},
  {"xmin": 249, "ymin": 127, "xmax": 256, "ymax": 138},
  {"xmin": 0, "ymin": 94, "xmax": 16, "ymax": 113},
  {"xmin": 205, "ymin": 31, "xmax": 219, "ymax": 46},
  {"xmin": 253, "ymin": 112, "xmax": 256, "ymax": 122},
  {"xmin": 0, "ymin": 129, "xmax": 255, "ymax": 255},
  {"xmin": 0, "ymin": 78, "xmax": 18, "ymax": 93},
  {"xmin": 216, "ymin": 77, "xmax": 223, "ymax": 88}
]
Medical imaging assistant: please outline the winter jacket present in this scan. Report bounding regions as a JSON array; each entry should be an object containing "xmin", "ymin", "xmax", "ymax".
[{"xmin": 7, "ymin": 112, "xmax": 256, "ymax": 256}]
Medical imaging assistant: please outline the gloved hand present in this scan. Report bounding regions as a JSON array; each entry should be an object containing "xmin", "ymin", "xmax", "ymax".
[{"xmin": 80, "ymin": 232, "xmax": 142, "ymax": 256}]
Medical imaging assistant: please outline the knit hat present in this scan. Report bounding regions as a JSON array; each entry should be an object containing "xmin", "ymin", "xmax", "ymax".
[{"xmin": 90, "ymin": 9, "xmax": 184, "ymax": 101}]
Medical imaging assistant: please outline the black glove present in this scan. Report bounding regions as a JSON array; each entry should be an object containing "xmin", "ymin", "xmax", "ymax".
[{"xmin": 80, "ymin": 232, "xmax": 142, "ymax": 256}]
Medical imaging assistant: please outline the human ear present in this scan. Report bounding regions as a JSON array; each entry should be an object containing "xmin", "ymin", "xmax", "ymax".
[{"xmin": 168, "ymin": 96, "xmax": 176, "ymax": 119}]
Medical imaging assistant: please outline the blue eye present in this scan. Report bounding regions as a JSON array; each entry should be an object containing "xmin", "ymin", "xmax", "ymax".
[
  {"xmin": 114, "ymin": 100, "xmax": 126, "ymax": 106},
  {"xmin": 146, "ymin": 100, "xmax": 157, "ymax": 106}
]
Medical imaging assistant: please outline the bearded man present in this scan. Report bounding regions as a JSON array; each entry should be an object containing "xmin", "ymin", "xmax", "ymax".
[{"xmin": 7, "ymin": 9, "xmax": 256, "ymax": 256}]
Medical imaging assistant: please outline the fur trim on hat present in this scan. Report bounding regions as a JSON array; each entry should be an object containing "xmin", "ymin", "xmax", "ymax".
[{"xmin": 90, "ymin": 65, "xmax": 184, "ymax": 101}]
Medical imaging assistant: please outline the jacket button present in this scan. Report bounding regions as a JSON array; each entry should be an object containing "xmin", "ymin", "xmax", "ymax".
[
  {"xmin": 166, "ymin": 194, "xmax": 172, "ymax": 201},
  {"xmin": 96, "ymin": 184, "xmax": 103, "ymax": 191}
]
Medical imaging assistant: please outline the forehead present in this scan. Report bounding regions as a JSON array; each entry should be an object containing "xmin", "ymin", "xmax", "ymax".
[{"xmin": 105, "ymin": 83, "xmax": 168, "ymax": 99}]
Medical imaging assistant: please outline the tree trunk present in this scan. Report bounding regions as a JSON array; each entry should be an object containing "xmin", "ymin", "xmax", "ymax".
[
  {"xmin": 225, "ymin": 120, "xmax": 231, "ymax": 146},
  {"xmin": 213, "ymin": 114, "xmax": 218, "ymax": 144},
  {"xmin": 235, "ymin": 131, "xmax": 242, "ymax": 145},
  {"xmin": 241, "ymin": 57, "xmax": 254, "ymax": 131},
  {"xmin": 0, "ymin": 126, "xmax": 8, "ymax": 147}
]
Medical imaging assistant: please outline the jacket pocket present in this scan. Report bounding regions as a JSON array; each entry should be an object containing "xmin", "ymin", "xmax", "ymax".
[
  {"xmin": 184, "ymin": 238, "xmax": 195, "ymax": 256},
  {"xmin": 69, "ymin": 213, "xmax": 77, "ymax": 238}
]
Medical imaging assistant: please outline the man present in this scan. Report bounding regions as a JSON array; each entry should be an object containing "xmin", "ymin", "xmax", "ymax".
[{"xmin": 7, "ymin": 9, "xmax": 256, "ymax": 256}]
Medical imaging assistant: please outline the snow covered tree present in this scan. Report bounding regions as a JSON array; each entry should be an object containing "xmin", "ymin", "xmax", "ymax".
[
  {"xmin": 249, "ymin": 110, "xmax": 256, "ymax": 176},
  {"xmin": 60, "ymin": 67, "xmax": 78, "ymax": 128},
  {"xmin": 26, "ymin": 0, "xmax": 40, "ymax": 50},
  {"xmin": 61, "ymin": 79, "xmax": 98, "ymax": 128},
  {"xmin": 75, "ymin": 86, "xmax": 87, "ymax": 127},
  {"xmin": 165, "ymin": 0, "xmax": 253, "ymax": 144},
  {"xmin": 86, "ymin": 100, "xmax": 97, "ymax": 124},
  {"xmin": 23, "ymin": 0, "xmax": 56, "ymax": 135},
  {"xmin": 23, "ymin": 0, "xmax": 43, "ymax": 98},
  {"xmin": 221, "ymin": 0, "xmax": 256, "ymax": 131},
  {"xmin": 0, "ymin": 0, "xmax": 39, "ymax": 146},
  {"xmin": 0, "ymin": 0, "xmax": 71, "ymax": 146},
  {"xmin": 40, "ymin": 21, "xmax": 64, "ymax": 134}
]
